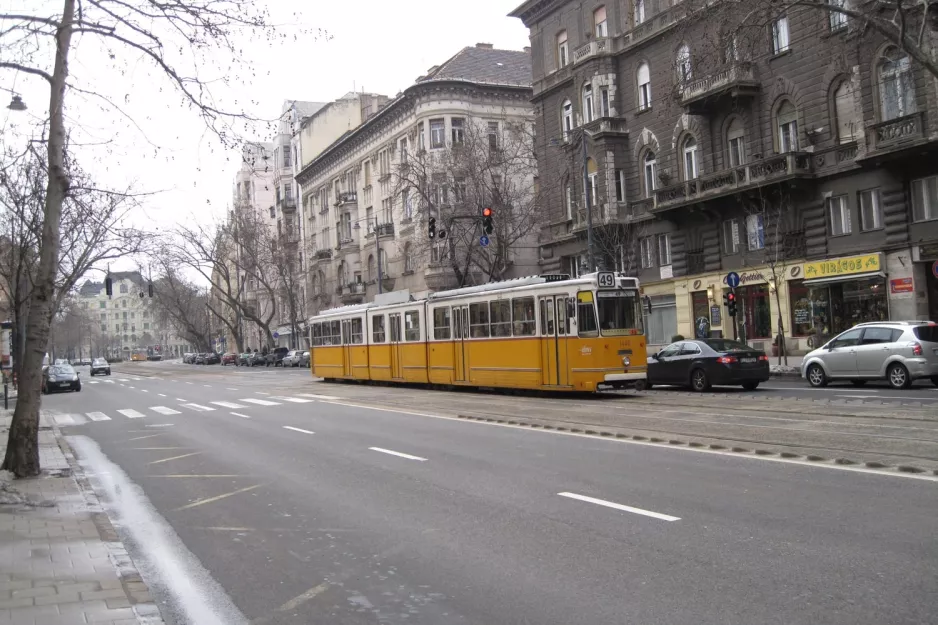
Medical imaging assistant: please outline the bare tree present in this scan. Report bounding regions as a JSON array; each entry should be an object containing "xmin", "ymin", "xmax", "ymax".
[
  {"xmin": 393, "ymin": 117, "xmax": 541, "ymax": 289},
  {"xmin": 223, "ymin": 207, "xmax": 280, "ymax": 348},
  {"xmin": 149, "ymin": 265, "xmax": 212, "ymax": 352}
]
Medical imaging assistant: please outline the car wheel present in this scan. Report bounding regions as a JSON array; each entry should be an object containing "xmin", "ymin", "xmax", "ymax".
[
  {"xmin": 887, "ymin": 363, "xmax": 911, "ymax": 390},
  {"xmin": 741, "ymin": 381, "xmax": 759, "ymax": 391},
  {"xmin": 75, "ymin": 384, "xmax": 81, "ymax": 392},
  {"xmin": 932, "ymin": 376, "xmax": 938, "ymax": 388},
  {"xmin": 690, "ymin": 368, "xmax": 710, "ymax": 392},
  {"xmin": 851, "ymin": 380, "xmax": 867, "ymax": 387},
  {"xmin": 806, "ymin": 364, "xmax": 827, "ymax": 388}
]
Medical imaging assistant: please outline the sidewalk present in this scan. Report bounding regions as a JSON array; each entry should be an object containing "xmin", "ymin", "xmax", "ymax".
[
  {"xmin": 770, "ymin": 356, "xmax": 802, "ymax": 377},
  {"xmin": 0, "ymin": 411, "xmax": 164, "ymax": 625}
]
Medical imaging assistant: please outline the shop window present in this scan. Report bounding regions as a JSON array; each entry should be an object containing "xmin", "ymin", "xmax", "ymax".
[
  {"xmin": 723, "ymin": 218, "xmax": 740, "ymax": 254},
  {"xmin": 432, "ymin": 307, "xmax": 450, "ymax": 340},
  {"xmin": 735, "ymin": 284, "xmax": 772, "ymax": 341},
  {"xmin": 691, "ymin": 291, "xmax": 711, "ymax": 339},
  {"xmin": 859, "ymin": 188, "xmax": 882, "ymax": 231},
  {"xmin": 644, "ymin": 295, "xmax": 677, "ymax": 346},
  {"xmin": 404, "ymin": 311, "xmax": 420, "ymax": 341},
  {"xmin": 469, "ymin": 302, "xmax": 490, "ymax": 338},
  {"xmin": 512, "ymin": 297, "xmax": 536, "ymax": 336},
  {"xmin": 489, "ymin": 300, "xmax": 512, "ymax": 337},
  {"xmin": 828, "ymin": 195, "xmax": 851, "ymax": 236},
  {"xmin": 911, "ymin": 175, "xmax": 938, "ymax": 222},
  {"xmin": 788, "ymin": 279, "xmax": 813, "ymax": 337}
]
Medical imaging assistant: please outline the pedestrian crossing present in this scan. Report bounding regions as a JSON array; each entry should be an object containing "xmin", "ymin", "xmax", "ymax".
[{"xmin": 51, "ymin": 394, "xmax": 328, "ymax": 426}]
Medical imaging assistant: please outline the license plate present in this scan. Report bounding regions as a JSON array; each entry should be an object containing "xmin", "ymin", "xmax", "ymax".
[
  {"xmin": 59, "ymin": 382, "xmax": 71, "ymax": 387},
  {"xmin": 740, "ymin": 358, "xmax": 756, "ymax": 363}
]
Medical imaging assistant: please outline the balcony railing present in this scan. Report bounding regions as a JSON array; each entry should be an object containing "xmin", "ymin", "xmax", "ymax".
[
  {"xmin": 277, "ymin": 195, "xmax": 297, "ymax": 211},
  {"xmin": 680, "ymin": 62, "xmax": 759, "ymax": 110},
  {"xmin": 335, "ymin": 191, "xmax": 357, "ymax": 206},
  {"xmin": 314, "ymin": 249, "xmax": 332, "ymax": 260},
  {"xmin": 281, "ymin": 230, "xmax": 299, "ymax": 244},
  {"xmin": 340, "ymin": 282, "xmax": 365, "ymax": 304},
  {"xmin": 573, "ymin": 38, "xmax": 609, "ymax": 64},
  {"xmin": 652, "ymin": 152, "xmax": 813, "ymax": 212},
  {"xmin": 866, "ymin": 112, "xmax": 926, "ymax": 153},
  {"xmin": 375, "ymin": 222, "xmax": 394, "ymax": 237}
]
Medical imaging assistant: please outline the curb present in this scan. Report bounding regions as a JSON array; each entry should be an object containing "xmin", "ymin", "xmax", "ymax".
[
  {"xmin": 769, "ymin": 370, "xmax": 801, "ymax": 378},
  {"xmin": 54, "ymin": 426, "xmax": 166, "ymax": 625}
]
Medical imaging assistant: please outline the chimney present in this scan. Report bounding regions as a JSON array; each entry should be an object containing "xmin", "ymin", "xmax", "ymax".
[
  {"xmin": 476, "ymin": 43, "xmax": 494, "ymax": 49},
  {"xmin": 427, "ymin": 65, "xmax": 439, "ymax": 74},
  {"xmin": 524, "ymin": 46, "xmax": 531, "ymax": 53}
]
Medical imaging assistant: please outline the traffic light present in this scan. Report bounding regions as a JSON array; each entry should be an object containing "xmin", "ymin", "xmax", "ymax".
[
  {"xmin": 428, "ymin": 217, "xmax": 436, "ymax": 239},
  {"xmin": 148, "ymin": 282, "xmax": 154, "ymax": 298},
  {"xmin": 482, "ymin": 207, "xmax": 494, "ymax": 235},
  {"xmin": 727, "ymin": 290, "xmax": 738, "ymax": 317},
  {"xmin": 104, "ymin": 275, "xmax": 113, "ymax": 298}
]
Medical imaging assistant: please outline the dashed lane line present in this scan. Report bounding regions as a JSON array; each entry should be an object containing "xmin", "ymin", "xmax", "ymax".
[
  {"xmin": 211, "ymin": 401, "xmax": 247, "ymax": 409},
  {"xmin": 148, "ymin": 452, "xmax": 202, "ymax": 465},
  {"xmin": 231, "ymin": 412, "xmax": 251, "ymax": 419},
  {"xmin": 271, "ymin": 396, "xmax": 315, "ymax": 404},
  {"xmin": 174, "ymin": 484, "xmax": 264, "ymax": 511},
  {"xmin": 558, "ymin": 492, "xmax": 681, "ymax": 522},
  {"xmin": 368, "ymin": 447, "xmax": 427, "ymax": 462},
  {"xmin": 283, "ymin": 426, "xmax": 314, "ymax": 435},
  {"xmin": 239, "ymin": 398, "xmax": 280, "ymax": 407}
]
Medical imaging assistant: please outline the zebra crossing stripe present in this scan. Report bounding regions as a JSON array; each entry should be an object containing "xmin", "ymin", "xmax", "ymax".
[
  {"xmin": 117, "ymin": 409, "xmax": 146, "ymax": 419},
  {"xmin": 296, "ymin": 393, "xmax": 341, "ymax": 400},
  {"xmin": 239, "ymin": 398, "xmax": 280, "ymax": 406},
  {"xmin": 87, "ymin": 381, "xmax": 100, "ymax": 385},
  {"xmin": 86, "ymin": 412, "xmax": 111, "ymax": 421},
  {"xmin": 181, "ymin": 403, "xmax": 215, "ymax": 412},
  {"xmin": 211, "ymin": 401, "xmax": 246, "ymax": 409},
  {"xmin": 270, "ymin": 396, "xmax": 315, "ymax": 403},
  {"xmin": 151, "ymin": 406, "xmax": 181, "ymax": 415},
  {"xmin": 54, "ymin": 414, "xmax": 77, "ymax": 426}
]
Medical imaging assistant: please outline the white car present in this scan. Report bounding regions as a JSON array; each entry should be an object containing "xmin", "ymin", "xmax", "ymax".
[
  {"xmin": 281, "ymin": 350, "xmax": 301, "ymax": 367},
  {"xmin": 90, "ymin": 358, "xmax": 111, "ymax": 376}
]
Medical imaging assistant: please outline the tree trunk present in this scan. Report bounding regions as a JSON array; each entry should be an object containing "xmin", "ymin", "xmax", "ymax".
[{"xmin": 1, "ymin": 0, "xmax": 75, "ymax": 478}]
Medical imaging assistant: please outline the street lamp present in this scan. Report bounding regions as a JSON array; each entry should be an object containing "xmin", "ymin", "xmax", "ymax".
[
  {"xmin": 7, "ymin": 95, "xmax": 26, "ymax": 112},
  {"xmin": 353, "ymin": 215, "xmax": 382, "ymax": 295}
]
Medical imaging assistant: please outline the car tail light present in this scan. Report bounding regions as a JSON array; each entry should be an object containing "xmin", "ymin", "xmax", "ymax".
[
  {"xmin": 912, "ymin": 342, "xmax": 923, "ymax": 356},
  {"xmin": 717, "ymin": 356, "xmax": 737, "ymax": 364},
  {"xmin": 758, "ymin": 355, "xmax": 769, "ymax": 361}
]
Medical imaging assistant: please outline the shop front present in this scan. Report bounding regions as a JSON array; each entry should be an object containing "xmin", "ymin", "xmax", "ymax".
[{"xmin": 787, "ymin": 253, "xmax": 887, "ymax": 347}]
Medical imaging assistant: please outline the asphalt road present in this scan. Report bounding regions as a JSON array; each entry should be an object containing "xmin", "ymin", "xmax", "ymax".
[{"xmin": 43, "ymin": 361, "xmax": 938, "ymax": 625}]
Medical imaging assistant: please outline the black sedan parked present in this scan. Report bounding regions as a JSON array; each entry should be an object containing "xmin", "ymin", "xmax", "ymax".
[
  {"xmin": 647, "ymin": 339, "xmax": 770, "ymax": 392},
  {"xmin": 42, "ymin": 364, "xmax": 81, "ymax": 394}
]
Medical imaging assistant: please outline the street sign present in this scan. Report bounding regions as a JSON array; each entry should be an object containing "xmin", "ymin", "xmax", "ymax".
[
  {"xmin": 726, "ymin": 271, "xmax": 741, "ymax": 288},
  {"xmin": 272, "ymin": 331, "xmax": 280, "ymax": 339},
  {"xmin": 597, "ymin": 271, "xmax": 616, "ymax": 288},
  {"xmin": 479, "ymin": 235, "xmax": 490, "ymax": 247}
]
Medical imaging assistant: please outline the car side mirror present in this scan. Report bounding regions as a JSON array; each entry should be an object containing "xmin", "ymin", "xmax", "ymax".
[{"xmin": 652, "ymin": 352, "xmax": 660, "ymax": 359}]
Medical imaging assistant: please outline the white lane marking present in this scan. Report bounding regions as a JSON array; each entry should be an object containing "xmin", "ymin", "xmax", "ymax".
[
  {"xmin": 158, "ymin": 393, "xmax": 167, "ymax": 397},
  {"xmin": 55, "ymin": 414, "xmax": 76, "ymax": 426},
  {"xmin": 117, "ymin": 409, "xmax": 147, "ymax": 419},
  {"xmin": 230, "ymin": 412, "xmax": 251, "ymax": 419},
  {"xmin": 284, "ymin": 426, "xmax": 315, "ymax": 435},
  {"xmin": 88, "ymin": 381, "xmax": 99, "ymax": 385},
  {"xmin": 368, "ymin": 447, "xmax": 427, "ymax": 462},
  {"xmin": 226, "ymin": 388, "xmax": 238, "ymax": 391},
  {"xmin": 182, "ymin": 403, "xmax": 215, "ymax": 412},
  {"xmin": 128, "ymin": 386, "xmax": 136, "ymax": 389},
  {"xmin": 558, "ymin": 492, "xmax": 680, "ymax": 522},
  {"xmin": 146, "ymin": 423, "xmax": 174, "ymax": 428},
  {"xmin": 203, "ymin": 384, "xmax": 211, "ymax": 388},
  {"xmin": 118, "ymin": 378, "xmax": 130, "ymax": 382},
  {"xmin": 151, "ymin": 406, "xmax": 182, "ymax": 415},
  {"xmin": 104, "ymin": 380, "xmax": 115, "ymax": 384},
  {"xmin": 239, "ymin": 398, "xmax": 280, "ymax": 406},
  {"xmin": 130, "ymin": 377, "xmax": 142, "ymax": 381},
  {"xmin": 297, "ymin": 393, "xmax": 341, "ymax": 400},
  {"xmin": 176, "ymin": 398, "xmax": 188, "ymax": 402},
  {"xmin": 255, "ymin": 391, "xmax": 270, "ymax": 395},
  {"xmin": 185, "ymin": 382, "xmax": 193, "ymax": 385},
  {"xmin": 86, "ymin": 412, "xmax": 111, "ymax": 422},
  {"xmin": 141, "ymin": 389, "xmax": 149, "ymax": 393},
  {"xmin": 211, "ymin": 401, "xmax": 246, "ymax": 409},
  {"xmin": 270, "ymin": 396, "xmax": 315, "ymax": 403},
  {"xmin": 836, "ymin": 394, "xmax": 938, "ymax": 401}
]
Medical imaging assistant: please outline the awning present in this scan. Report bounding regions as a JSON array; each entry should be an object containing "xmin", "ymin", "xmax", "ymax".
[{"xmin": 802, "ymin": 271, "xmax": 885, "ymax": 286}]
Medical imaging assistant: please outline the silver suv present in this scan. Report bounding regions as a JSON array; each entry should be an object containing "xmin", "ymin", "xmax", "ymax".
[{"xmin": 802, "ymin": 321, "xmax": 938, "ymax": 389}]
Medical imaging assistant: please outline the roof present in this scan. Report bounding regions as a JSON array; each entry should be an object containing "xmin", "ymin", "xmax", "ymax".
[{"xmin": 418, "ymin": 45, "xmax": 531, "ymax": 88}]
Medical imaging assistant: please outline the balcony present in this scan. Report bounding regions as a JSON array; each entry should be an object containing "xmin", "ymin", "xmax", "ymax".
[
  {"xmin": 679, "ymin": 62, "xmax": 759, "ymax": 113},
  {"xmin": 652, "ymin": 152, "xmax": 814, "ymax": 213},
  {"xmin": 277, "ymin": 195, "xmax": 297, "ymax": 212},
  {"xmin": 314, "ymin": 248, "xmax": 332, "ymax": 260},
  {"xmin": 686, "ymin": 250, "xmax": 706, "ymax": 275},
  {"xmin": 375, "ymin": 222, "xmax": 394, "ymax": 238},
  {"xmin": 581, "ymin": 117, "xmax": 629, "ymax": 140},
  {"xmin": 861, "ymin": 112, "xmax": 932, "ymax": 161},
  {"xmin": 424, "ymin": 263, "xmax": 460, "ymax": 291},
  {"xmin": 281, "ymin": 229, "xmax": 300, "ymax": 244},
  {"xmin": 573, "ymin": 38, "xmax": 609, "ymax": 64},
  {"xmin": 340, "ymin": 282, "xmax": 365, "ymax": 305},
  {"xmin": 335, "ymin": 191, "xmax": 357, "ymax": 206}
]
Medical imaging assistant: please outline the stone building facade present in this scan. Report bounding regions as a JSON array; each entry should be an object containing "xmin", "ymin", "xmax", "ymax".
[{"xmin": 511, "ymin": 0, "xmax": 938, "ymax": 351}]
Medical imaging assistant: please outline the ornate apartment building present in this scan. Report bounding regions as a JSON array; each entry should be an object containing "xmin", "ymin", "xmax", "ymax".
[
  {"xmin": 295, "ymin": 44, "xmax": 537, "ymax": 314},
  {"xmin": 510, "ymin": 0, "xmax": 938, "ymax": 351}
]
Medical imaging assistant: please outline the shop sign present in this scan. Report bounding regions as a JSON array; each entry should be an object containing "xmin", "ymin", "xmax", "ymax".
[
  {"xmin": 804, "ymin": 254, "xmax": 881, "ymax": 279},
  {"xmin": 721, "ymin": 271, "xmax": 765, "ymax": 285},
  {"xmin": 710, "ymin": 305, "xmax": 721, "ymax": 326},
  {"xmin": 890, "ymin": 277, "xmax": 914, "ymax": 295}
]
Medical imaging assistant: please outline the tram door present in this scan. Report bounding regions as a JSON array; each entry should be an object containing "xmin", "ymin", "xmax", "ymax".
[
  {"xmin": 452, "ymin": 305, "xmax": 469, "ymax": 382},
  {"xmin": 539, "ymin": 296, "xmax": 570, "ymax": 387},
  {"xmin": 389, "ymin": 313, "xmax": 404, "ymax": 379},
  {"xmin": 340, "ymin": 319, "xmax": 353, "ymax": 377}
]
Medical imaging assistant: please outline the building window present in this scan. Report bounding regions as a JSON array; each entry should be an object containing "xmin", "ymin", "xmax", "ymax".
[
  {"xmin": 859, "ymin": 188, "xmax": 882, "ymax": 231},
  {"xmin": 430, "ymin": 119, "xmax": 445, "ymax": 149},
  {"xmin": 772, "ymin": 16, "xmax": 790, "ymax": 54},
  {"xmin": 657, "ymin": 234, "xmax": 671, "ymax": 267},
  {"xmin": 878, "ymin": 48, "xmax": 915, "ymax": 121},
  {"xmin": 727, "ymin": 118, "xmax": 746, "ymax": 166},
  {"xmin": 723, "ymin": 33, "xmax": 738, "ymax": 63},
  {"xmin": 402, "ymin": 188, "xmax": 413, "ymax": 220},
  {"xmin": 588, "ymin": 172, "xmax": 598, "ymax": 206},
  {"xmin": 417, "ymin": 122, "xmax": 425, "ymax": 151},
  {"xmin": 911, "ymin": 175, "xmax": 938, "ymax": 222},
  {"xmin": 367, "ymin": 255, "xmax": 376, "ymax": 282},
  {"xmin": 99, "ymin": 301, "xmax": 106, "ymax": 309},
  {"xmin": 723, "ymin": 218, "xmax": 740, "ymax": 254},
  {"xmin": 564, "ymin": 184, "xmax": 574, "ymax": 220},
  {"xmin": 777, "ymin": 100, "xmax": 799, "ymax": 152},
  {"xmin": 833, "ymin": 79, "xmax": 858, "ymax": 143},
  {"xmin": 643, "ymin": 150, "xmax": 657, "ymax": 198},
  {"xmin": 594, "ymin": 6, "xmax": 607, "ymax": 37},
  {"xmin": 746, "ymin": 214, "xmax": 765, "ymax": 250},
  {"xmin": 828, "ymin": 0, "xmax": 847, "ymax": 31},
  {"xmin": 599, "ymin": 87, "xmax": 610, "ymax": 117},
  {"xmin": 640, "ymin": 236, "xmax": 654, "ymax": 268},
  {"xmin": 120, "ymin": 283, "xmax": 128, "ymax": 294},
  {"xmin": 582, "ymin": 84, "xmax": 594, "ymax": 123},
  {"xmin": 615, "ymin": 169, "xmax": 626, "ymax": 202},
  {"xmin": 682, "ymin": 136, "xmax": 699, "ymax": 180},
  {"xmin": 557, "ymin": 30, "xmax": 568, "ymax": 68},
  {"xmin": 828, "ymin": 195, "xmax": 851, "ymax": 236},
  {"xmin": 399, "ymin": 137, "xmax": 408, "ymax": 163},
  {"xmin": 451, "ymin": 118, "xmax": 464, "ymax": 144},
  {"xmin": 677, "ymin": 44, "xmax": 692, "ymax": 82},
  {"xmin": 487, "ymin": 122, "xmax": 499, "ymax": 150},
  {"xmin": 403, "ymin": 242, "xmax": 414, "ymax": 273},
  {"xmin": 634, "ymin": 0, "xmax": 645, "ymax": 25},
  {"xmin": 561, "ymin": 100, "xmax": 573, "ymax": 140},
  {"xmin": 637, "ymin": 62, "xmax": 651, "ymax": 110}
]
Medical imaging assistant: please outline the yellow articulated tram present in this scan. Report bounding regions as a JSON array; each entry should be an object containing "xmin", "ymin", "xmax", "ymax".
[{"xmin": 308, "ymin": 272, "xmax": 647, "ymax": 393}]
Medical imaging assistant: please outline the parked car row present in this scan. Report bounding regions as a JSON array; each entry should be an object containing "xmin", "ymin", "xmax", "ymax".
[{"xmin": 181, "ymin": 348, "xmax": 310, "ymax": 368}]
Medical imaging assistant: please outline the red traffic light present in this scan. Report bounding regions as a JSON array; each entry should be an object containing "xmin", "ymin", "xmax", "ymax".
[
  {"xmin": 482, "ymin": 207, "xmax": 493, "ymax": 218},
  {"xmin": 727, "ymin": 292, "xmax": 736, "ymax": 302}
]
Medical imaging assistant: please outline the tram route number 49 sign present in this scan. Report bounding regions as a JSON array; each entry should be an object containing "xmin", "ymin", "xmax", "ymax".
[{"xmin": 597, "ymin": 272, "xmax": 616, "ymax": 288}]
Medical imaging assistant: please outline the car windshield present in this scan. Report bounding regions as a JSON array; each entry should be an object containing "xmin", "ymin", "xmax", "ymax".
[
  {"xmin": 701, "ymin": 339, "xmax": 753, "ymax": 353},
  {"xmin": 597, "ymin": 291, "xmax": 643, "ymax": 336},
  {"xmin": 49, "ymin": 365, "xmax": 75, "ymax": 375},
  {"xmin": 93, "ymin": 359, "xmax": 107, "ymax": 365}
]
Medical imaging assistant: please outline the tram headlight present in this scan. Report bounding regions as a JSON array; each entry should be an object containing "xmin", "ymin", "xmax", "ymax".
[{"xmin": 621, "ymin": 356, "xmax": 631, "ymax": 367}]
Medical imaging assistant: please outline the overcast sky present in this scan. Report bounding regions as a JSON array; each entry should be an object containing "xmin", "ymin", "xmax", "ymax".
[{"xmin": 0, "ymin": 0, "xmax": 530, "ymax": 274}]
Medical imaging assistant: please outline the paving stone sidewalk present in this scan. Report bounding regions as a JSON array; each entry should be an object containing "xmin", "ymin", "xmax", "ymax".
[{"xmin": 0, "ymin": 411, "xmax": 164, "ymax": 625}]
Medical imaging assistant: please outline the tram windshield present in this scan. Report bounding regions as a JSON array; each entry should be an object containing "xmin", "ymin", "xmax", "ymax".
[{"xmin": 597, "ymin": 290, "xmax": 643, "ymax": 336}]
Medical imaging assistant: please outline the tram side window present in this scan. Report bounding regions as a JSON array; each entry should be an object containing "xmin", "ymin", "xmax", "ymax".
[
  {"xmin": 489, "ymin": 300, "xmax": 512, "ymax": 337},
  {"xmin": 372, "ymin": 315, "xmax": 386, "ymax": 343},
  {"xmin": 512, "ymin": 297, "xmax": 536, "ymax": 336},
  {"xmin": 577, "ymin": 297, "xmax": 599, "ymax": 337},
  {"xmin": 321, "ymin": 321, "xmax": 341, "ymax": 345},
  {"xmin": 404, "ymin": 311, "xmax": 421, "ymax": 341},
  {"xmin": 311, "ymin": 323, "xmax": 322, "ymax": 346},
  {"xmin": 350, "ymin": 318, "xmax": 364, "ymax": 344},
  {"xmin": 433, "ymin": 307, "xmax": 451, "ymax": 340},
  {"xmin": 469, "ymin": 302, "xmax": 490, "ymax": 338}
]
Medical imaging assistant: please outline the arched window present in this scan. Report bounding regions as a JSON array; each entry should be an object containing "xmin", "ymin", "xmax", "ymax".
[
  {"xmin": 561, "ymin": 99, "xmax": 573, "ymax": 140},
  {"xmin": 316, "ymin": 270, "xmax": 325, "ymax": 293},
  {"xmin": 557, "ymin": 30, "xmax": 569, "ymax": 68},
  {"xmin": 637, "ymin": 62, "xmax": 651, "ymax": 110},
  {"xmin": 682, "ymin": 136, "xmax": 699, "ymax": 180},
  {"xmin": 594, "ymin": 6, "xmax": 607, "ymax": 37},
  {"xmin": 833, "ymin": 79, "xmax": 857, "ymax": 143},
  {"xmin": 677, "ymin": 44, "xmax": 692, "ymax": 82},
  {"xmin": 634, "ymin": 0, "xmax": 645, "ymax": 25},
  {"xmin": 367, "ymin": 255, "xmax": 376, "ymax": 282},
  {"xmin": 726, "ymin": 117, "xmax": 746, "ymax": 166},
  {"xmin": 643, "ymin": 151, "xmax": 657, "ymax": 198},
  {"xmin": 583, "ymin": 84, "xmax": 594, "ymax": 123},
  {"xmin": 878, "ymin": 48, "xmax": 915, "ymax": 121},
  {"xmin": 403, "ymin": 242, "xmax": 414, "ymax": 273},
  {"xmin": 776, "ymin": 100, "xmax": 799, "ymax": 152}
]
